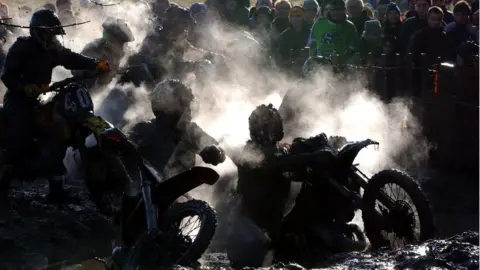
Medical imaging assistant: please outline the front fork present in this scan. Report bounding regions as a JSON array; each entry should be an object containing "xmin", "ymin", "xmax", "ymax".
[{"xmin": 139, "ymin": 167, "xmax": 158, "ymax": 232}]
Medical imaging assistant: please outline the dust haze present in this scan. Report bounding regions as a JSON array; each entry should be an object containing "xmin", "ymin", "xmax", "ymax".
[{"xmin": 6, "ymin": 0, "xmax": 429, "ymax": 224}]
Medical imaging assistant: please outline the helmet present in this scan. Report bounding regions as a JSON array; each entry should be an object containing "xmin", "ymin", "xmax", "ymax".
[
  {"xmin": 102, "ymin": 17, "xmax": 135, "ymax": 43},
  {"xmin": 302, "ymin": 56, "xmax": 332, "ymax": 77},
  {"xmin": 164, "ymin": 6, "xmax": 194, "ymax": 26},
  {"xmin": 150, "ymin": 79, "xmax": 195, "ymax": 117},
  {"xmin": 248, "ymin": 104, "xmax": 284, "ymax": 145},
  {"xmin": 29, "ymin": 8, "xmax": 65, "ymax": 36}
]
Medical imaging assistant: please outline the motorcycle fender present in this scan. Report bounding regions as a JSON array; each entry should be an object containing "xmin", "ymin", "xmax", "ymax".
[
  {"xmin": 84, "ymin": 133, "xmax": 98, "ymax": 148},
  {"xmin": 153, "ymin": 166, "xmax": 219, "ymax": 207}
]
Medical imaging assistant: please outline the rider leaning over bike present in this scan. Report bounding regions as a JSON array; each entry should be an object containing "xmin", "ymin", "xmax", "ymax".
[
  {"xmin": 128, "ymin": 79, "xmax": 226, "ymax": 179},
  {"xmin": 75, "ymin": 17, "xmax": 135, "ymax": 92},
  {"xmin": 227, "ymin": 104, "xmax": 336, "ymax": 268},
  {"xmin": 0, "ymin": 8, "xmax": 110, "ymax": 203}
]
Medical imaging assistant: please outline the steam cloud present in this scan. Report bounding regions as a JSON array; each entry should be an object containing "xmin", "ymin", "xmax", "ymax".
[{"xmin": 6, "ymin": 0, "xmax": 430, "ymax": 239}]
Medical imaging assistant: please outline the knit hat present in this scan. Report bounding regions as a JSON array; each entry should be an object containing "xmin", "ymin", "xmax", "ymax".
[
  {"xmin": 189, "ymin": 2, "xmax": 207, "ymax": 16},
  {"xmin": 289, "ymin": 5, "xmax": 305, "ymax": 17},
  {"xmin": 362, "ymin": 19, "xmax": 382, "ymax": 36},
  {"xmin": 304, "ymin": 0, "xmax": 320, "ymax": 10},
  {"xmin": 386, "ymin": 2, "xmax": 400, "ymax": 14}
]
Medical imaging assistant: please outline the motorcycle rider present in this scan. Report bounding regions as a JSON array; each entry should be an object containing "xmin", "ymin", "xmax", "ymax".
[
  {"xmin": 75, "ymin": 17, "xmax": 135, "ymax": 92},
  {"xmin": 227, "ymin": 104, "xmax": 336, "ymax": 268},
  {"xmin": 127, "ymin": 6, "xmax": 222, "ymax": 83},
  {"xmin": 103, "ymin": 79, "xmax": 226, "ymax": 269},
  {"xmin": 129, "ymin": 79, "xmax": 226, "ymax": 179},
  {"xmin": 0, "ymin": 8, "xmax": 110, "ymax": 203}
]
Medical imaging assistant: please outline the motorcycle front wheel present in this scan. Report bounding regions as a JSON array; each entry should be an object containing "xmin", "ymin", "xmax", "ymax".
[
  {"xmin": 124, "ymin": 199, "xmax": 217, "ymax": 270},
  {"xmin": 82, "ymin": 151, "xmax": 130, "ymax": 216},
  {"xmin": 362, "ymin": 169, "xmax": 435, "ymax": 250}
]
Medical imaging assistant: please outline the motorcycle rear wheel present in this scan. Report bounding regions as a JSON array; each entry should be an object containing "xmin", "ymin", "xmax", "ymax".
[
  {"xmin": 362, "ymin": 169, "xmax": 434, "ymax": 250},
  {"xmin": 124, "ymin": 199, "xmax": 217, "ymax": 269}
]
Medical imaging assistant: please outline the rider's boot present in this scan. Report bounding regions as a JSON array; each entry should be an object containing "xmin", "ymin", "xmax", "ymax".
[{"xmin": 45, "ymin": 175, "xmax": 79, "ymax": 204}]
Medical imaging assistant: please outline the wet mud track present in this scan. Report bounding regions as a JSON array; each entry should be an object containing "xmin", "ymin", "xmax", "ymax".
[{"xmin": 0, "ymin": 170, "xmax": 477, "ymax": 269}]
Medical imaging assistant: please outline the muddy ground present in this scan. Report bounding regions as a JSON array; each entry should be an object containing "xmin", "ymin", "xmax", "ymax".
[{"xmin": 0, "ymin": 167, "xmax": 477, "ymax": 270}]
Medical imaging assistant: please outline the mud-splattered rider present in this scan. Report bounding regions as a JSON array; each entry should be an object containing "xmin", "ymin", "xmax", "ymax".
[
  {"xmin": 0, "ymin": 8, "xmax": 110, "ymax": 203},
  {"xmin": 227, "ymin": 104, "xmax": 336, "ymax": 268}
]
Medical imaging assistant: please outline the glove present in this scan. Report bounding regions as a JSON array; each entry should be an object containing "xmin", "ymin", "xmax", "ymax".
[
  {"xmin": 200, "ymin": 145, "xmax": 226, "ymax": 166},
  {"xmin": 24, "ymin": 83, "xmax": 49, "ymax": 97},
  {"xmin": 96, "ymin": 60, "xmax": 111, "ymax": 74}
]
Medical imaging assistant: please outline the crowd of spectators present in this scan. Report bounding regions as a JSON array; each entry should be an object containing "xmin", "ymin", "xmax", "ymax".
[{"xmin": 0, "ymin": 0, "xmax": 477, "ymax": 74}]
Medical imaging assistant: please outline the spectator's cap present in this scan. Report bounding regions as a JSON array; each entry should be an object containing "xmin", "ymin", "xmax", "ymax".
[
  {"xmin": 362, "ymin": 19, "xmax": 382, "ymax": 36},
  {"xmin": 43, "ymin": 3, "xmax": 57, "ymax": 13},
  {"xmin": 329, "ymin": 0, "xmax": 346, "ymax": 10},
  {"xmin": 255, "ymin": 5, "xmax": 274, "ymax": 16},
  {"xmin": 189, "ymin": 2, "xmax": 207, "ymax": 16},
  {"xmin": 304, "ymin": 0, "xmax": 320, "ymax": 10},
  {"xmin": 386, "ymin": 2, "xmax": 400, "ymax": 14},
  {"xmin": 382, "ymin": 34, "xmax": 397, "ymax": 46},
  {"xmin": 289, "ymin": 5, "xmax": 305, "ymax": 17},
  {"xmin": 453, "ymin": 0, "xmax": 472, "ymax": 15}
]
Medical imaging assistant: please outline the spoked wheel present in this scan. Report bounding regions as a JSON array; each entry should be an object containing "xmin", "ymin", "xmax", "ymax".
[
  {"xmin": 83, "ymin": 151, "xmax": 130, "ymax": 216},
  {"xmin": 363, "ymin": 169, "xmax": 435, "ymax": 250},
  {"xmin": 125, "ymin": 200, "xmax": 217, "ymax": 270}
]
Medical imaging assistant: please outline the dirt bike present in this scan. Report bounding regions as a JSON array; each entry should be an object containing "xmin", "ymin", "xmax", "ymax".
[
  {"xmin": 276, "ymin": 134, "xmax": 435, "ymax": 266},
  {"xmin": 0, "ymin": 76, "xmax": 219, "ymax": 267}
]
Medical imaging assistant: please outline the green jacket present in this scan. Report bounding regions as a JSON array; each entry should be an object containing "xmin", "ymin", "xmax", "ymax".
[{"xmin": 308, "ymin": 17, "xmax": 358, "ymax": 63}]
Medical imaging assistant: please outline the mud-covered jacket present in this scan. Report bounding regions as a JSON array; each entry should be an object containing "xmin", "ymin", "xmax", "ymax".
[
  {"xmin": 128, "ymin": 117, "xmax": 217, "ymax": 179},
  {"xmin": 235, "ymin": 140, "xmax": 334, "ymax": 240},
  {"xmin": 235, "ymin": 141, "xmax": 292, "ymax": 240},
  {"xmin": 1, "ymin": 36, "xmax": 98, "ymax": 99},
  {"xmin": 76, "ymin": 37, "xmax": 127, "ymax": 88}
]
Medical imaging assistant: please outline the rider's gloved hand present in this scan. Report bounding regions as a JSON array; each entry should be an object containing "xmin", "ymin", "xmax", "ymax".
[
  {"xmin": 96, "ymin": 60, "xmax": 111, "ymax": 74},
  {"xmin": 200, "ymin": 145, "xmax": 226, "ymax": 166},
  {"xmin": 24, "ymin": 83, "xmax": 49, "ymax": 97}
]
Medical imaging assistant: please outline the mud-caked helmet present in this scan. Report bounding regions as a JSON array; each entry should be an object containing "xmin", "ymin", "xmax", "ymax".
[
  {"xmin": 248, "ymin": 104, "xmax": 284, "ymax": 145},
  {"xmin": 30, "ymin": 8, "xmax": 65, "ymax": 35},
  {"xmin": 302, "ymin": 55, "xmax": 332, "ymax": 77},
  {"xmin": 150, "ymin": 79, "xmax": 195, "ymax": 118},
  {"xmin": 102, "ymin": 17, "xmax": 135, "ymax": 43},
  {"xmin": 30, "ymin": 8, "xmax": 65, "ymax": 49}
]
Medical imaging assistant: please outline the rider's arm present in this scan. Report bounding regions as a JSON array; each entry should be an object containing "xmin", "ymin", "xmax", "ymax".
[
  {"xmin": 187, "ymin": 122, "xmax": 219, "ymax": 154},
  {"xmin": 56, "ymin": 46, "xmax": 99, "ymax": 71},
  {"xmin": 1, "ymin": 37, "xmax": 28, "ymax": 91}
]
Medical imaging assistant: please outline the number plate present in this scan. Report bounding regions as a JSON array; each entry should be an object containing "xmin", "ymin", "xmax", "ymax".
[{"xmin": 83, "ymin": 115, "xmax": 113, "ymax": 135}]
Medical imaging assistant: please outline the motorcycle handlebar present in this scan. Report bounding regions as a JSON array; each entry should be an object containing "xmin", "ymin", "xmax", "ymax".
[{"xmin": 48, "ymin": 72, "xmax": 98, "ymax": 92}]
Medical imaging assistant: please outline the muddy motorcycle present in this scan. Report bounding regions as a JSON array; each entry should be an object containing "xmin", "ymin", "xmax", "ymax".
[
  {"xmin": 277, "ymin": 135, "xmax": 435, "ymax": 265},
  {"xmin": 0, "ymin": 76, "xmax": 219, "ymax": 267}
]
